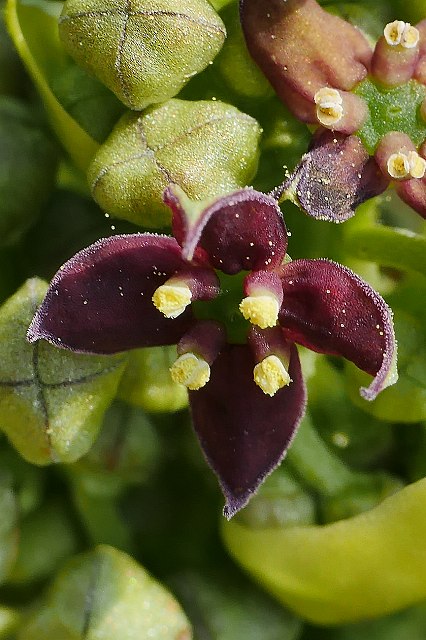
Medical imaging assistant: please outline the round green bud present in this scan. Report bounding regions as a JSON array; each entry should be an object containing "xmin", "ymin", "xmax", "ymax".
[
  {"xmin": 20, "ymin": 545, "xmax": 192, "ymax": 639},
  {"xmin": 88, "ymin": 98, "xmax": 261, "ymax": 228},
  {"xmin": 59, "ymin": 0, "xmax": 226, "ymax": 110}
]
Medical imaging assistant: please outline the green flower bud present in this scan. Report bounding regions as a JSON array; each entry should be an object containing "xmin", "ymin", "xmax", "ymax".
[
  {"xmin": 222, "ymin": 478, "xmax": 426, "ymax": 625},
  {"xmin": 216, "ymin": 3, "xmax": 273, "ymax": 99},
  {"xmin": 59, "ymin": 0, "xmax": 226, "ymax": 110},
  {"xmin": 88, "ymin": 98, "xmax": 261, "ymax": 227},
  {"xmin": 19, "ymin": 545, "xmax": 192, "ymax": 639},
  {"xmin": 0, "ymin": 279, "xmax": 126, "ymax": 465},
  {"xmin": 9, "ymin": 501, "xmax": 77, "ymax": 585},
  {"xmin": 0, "ymin": 97, "xmax": 58, "ymax": 246},
  {"xmin": 118, "ymin": 347, "xmax": 188, "ymax": 413}
]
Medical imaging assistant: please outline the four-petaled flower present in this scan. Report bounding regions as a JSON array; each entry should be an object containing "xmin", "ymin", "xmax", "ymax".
[
  {"xmin": 241, "ymin": 0, "xmax": 426, "ymax": 221},
  {"xmin": 28, "ymin": 186, "xmax": 397, "ymax": 517}
]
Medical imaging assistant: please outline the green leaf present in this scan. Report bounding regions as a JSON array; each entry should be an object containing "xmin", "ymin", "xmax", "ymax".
[
  {"xmin": 9, "ymin": 501, "xmax": 77, "ymax": 584},
  {"xmin": 88, "ymin": 98, "xmax": 261, "ymax": 228},
  {"xmin": 344, "ymin": 224, "xmax": 426, "ymax": 279},
  {"xmin": 0, "ymin": 279, "xmax": 126, "ymax": 464},
  {"xmin": 5, "ymin": 0, "xmax": 99, "ymax": 170},
  {"xmin": 0, "ymin": 96, "xmax": 58, "ymax": 246},
  {"xmin": 222, "ymin": 477, "xmax": 426, "ymax": 625},
  {"xmin": 19, "ymin": 545, "xmax": 192, "ymax": 639}
]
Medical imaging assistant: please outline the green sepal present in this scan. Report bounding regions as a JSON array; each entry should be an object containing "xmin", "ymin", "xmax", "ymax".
[
  {"xmin": 88, "ymin": 98, "xmax": 261, "ymax": 228},
  {"xmin": 5, "ymin": 0, "xmax": 100, "ymax": 171},
  {"xmin": 0, "ymin": 97, "xmax": 58, "ymax": 246},
  {"xmin": 118, "ymin": 346, "xmax": 188, "ymax": 413},
  {"xmin": 59, "ymin": 0, "xmax": 225, "ymax": 111},
  {"xmin": 222, "ymin": 477, "xmax": 426, "ymax": 625},
  {"xmin": 0, "ymin": 279, "xmax": 126, "ymax": 465},
  {"xmin": 8, "ymin": 501, "xmax": 77, "ymax": 585},
  {"xmin": 19, "ymin": 545, "xmax": 192, "ymax": 639}
]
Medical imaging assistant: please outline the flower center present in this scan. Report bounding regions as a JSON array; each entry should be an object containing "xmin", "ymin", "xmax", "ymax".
[
  {"xmin": 191, "ymin": 271, "xmax": 250, "ymax": 343},
  {"xmin": 354, "ymin": 78, "xmax": 426, "ymax": 154}
]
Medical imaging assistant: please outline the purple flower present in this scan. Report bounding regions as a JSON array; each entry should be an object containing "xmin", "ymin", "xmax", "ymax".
[
  {"xmin": 241, "ymin": 0, "xmax": 426, "ymax": 220},
  {"xmin": 28, "ymin": 186, "xmax": 397, "ymax": 517}
]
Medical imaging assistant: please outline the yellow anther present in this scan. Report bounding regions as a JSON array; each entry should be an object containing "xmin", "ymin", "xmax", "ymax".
[
  {"xmin": 152, "ymin": 283, "xmax": 192, "ymax": 319},
  {"xmin": 408, "ymin": 151, "xmax": 426, "ymax": 179},
  {"xmin": 253, "ymin": 355, "xmax": 291, "ymax": 397},
  {"xmin": 384, "ymin": 20, "xmax": 406, "ymax": 46},
  {"xmin": 314, "ymin": 87, "xmax": 343, "ymax": 127},
  {"xmin": 169, "ymin": 353, "xmax": 210, "ymax": 391},
  {"xmin": 401, "ymin": 24, "xmax": 420, "ymax": 49},
  {"xmin": 387, "ymin": 152, "xmax": 410, "ymax": 179},
  {"xmin": 239, "ymin": 294, "xmax": 279, "ymax": 329}
]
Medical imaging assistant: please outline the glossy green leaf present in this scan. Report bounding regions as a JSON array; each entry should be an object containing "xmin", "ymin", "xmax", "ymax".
[
  {"xmin": 19, "ymin": 545, "xmax": 192, "ymax": 639},
  {"xmin": 88, "ymin": 98, "xmax": 261, "ymax": 227},
  {"xmin": 222, "ymin": 477, "xmax": 426, "ymax": 625},
  {"xmin": 0, "ymin": 279, "xmax": 126, "ymax": 465}
]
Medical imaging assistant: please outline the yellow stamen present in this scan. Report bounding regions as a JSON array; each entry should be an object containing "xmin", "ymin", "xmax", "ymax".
[
  {"xmin": 408, "ymin": 151, "xmax": 426, "ymax": 179},
  {"xmin": 169, "ymin": 352, "xmax": 210, "ymax": 391},
  {"xmin": 314, "ymin": 87, "xmax": 343, "ymax": 127},
  {"xmin": 152, "ymin": 283, "xmax": 192, "ymax": 319},
  {"xmin": 384, "ymin": 20, "xmax": 405, "ymax": 46},
  {"xmin": 253, "ymin": 355, "xmax": 291, "ymax": 397},
  {"xmin": 239, "ymin": 294, "xmax": 279, "ymax": 329},
  {"xmin": 387, "ymin": 152, "xmax": 410, "ymax": 179},
  {"xmin": 401, "ymin": 24, "xmax": 419, "ymax": 49}
]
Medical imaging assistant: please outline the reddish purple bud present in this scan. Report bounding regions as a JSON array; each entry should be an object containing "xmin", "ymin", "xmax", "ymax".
[
  {"xmin": 282, "ymin": 130, "xmax": 388, "ymax": 223},
  {"xmin": 240, "ymin": 0, "xmax": 371, "ymax": 122},
  {"xmin": 371, "ymin": 28, "xmax": 420, "ymax": 86},
  {"xmin": 165, "ymin": 185, "xmax": 287, "ymax": 275},
  {"xmin": 397, "ymin": 177, "xmax": 426, "ymax": 218},
  {"xmin": 375, "ymin": 132, "xmax": 422, "ymax": 181},
  {"xmin": 414, "ymin": 19, "xmax": 426, "ymax": 83},
  {"xmin": 278, "ymin": 259, "xmax": 397, "ymax": 400},
  {"xmin": 189, "ymin": 343, "xmax": 306, "ymax": 518},
  {"xmin": 27, "ymin": 234, "xmax": 194, "ymax": 354}
]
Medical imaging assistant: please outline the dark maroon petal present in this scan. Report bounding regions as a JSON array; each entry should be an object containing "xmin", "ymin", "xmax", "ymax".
[
  {"xmin": 397, "ymin": 177, "xmax": 426, "ymax": 218},
  {"xmin": 278, "ymin": 259, "xmax": 397, "ymax": 400},
  {"xmin": 165, "ymin": 185, "xmax": 287, "ymax": 275},
  {"xmin": 27, "ymin": 234, "xmax": 194, "ymax": 354},
  {"xmin": 281, "ymin": 130, "xmax": 388, "ymax": 222},
  {"xmin": 240, "ymin": 0, "xmax": 371, "ymax": 122},
  {"xmin": 189, "ymin": 343, "xmax": 306, "ymax": 518}
]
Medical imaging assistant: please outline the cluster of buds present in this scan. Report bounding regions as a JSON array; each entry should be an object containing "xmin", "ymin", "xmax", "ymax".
[{"xmin": 241, "ymin": 0, "xmax": 426, "ymax": 220}]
